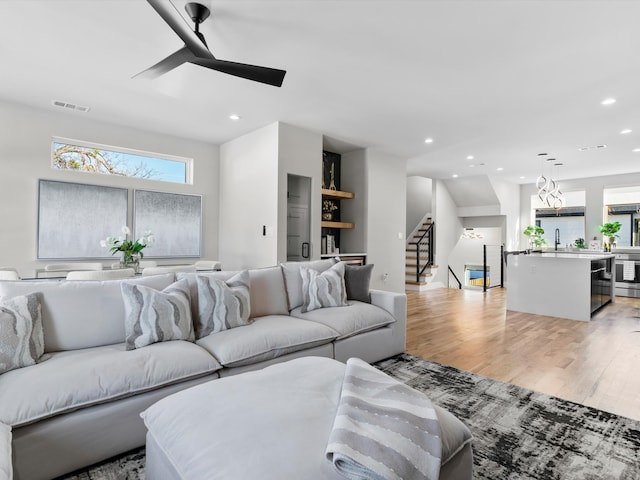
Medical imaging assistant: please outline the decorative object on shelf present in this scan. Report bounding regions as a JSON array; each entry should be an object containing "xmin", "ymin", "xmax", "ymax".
[
  {"xmin": 322, "ymin": 151, "xmax": 341, "ymax": 192},
  {"xmin": 328, "ymin": 163, "xmax": 337, "ymax": 191},
  {"xmin": 101, "ymin": 226, "xmax": 155, "ymax": 273},
  {"xmin": 536, "ymin": 153, "xmax": 564, "ymax": 209},
  {"xmin": 523, "ymin": 225, "xmax": 546, "ymax": 250},
  {"xmin": 323, "ymin": 199, "xmax": 338, "ymax": 221},
  {"xmin": 598, "ymin": 221, "xmax": 621, "ymax": 251}
]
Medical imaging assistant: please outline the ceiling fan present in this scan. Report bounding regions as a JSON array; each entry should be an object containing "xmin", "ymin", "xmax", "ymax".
[{"xmin": 135, "ymin": 0, "xmax": 286, "ymax": 87}]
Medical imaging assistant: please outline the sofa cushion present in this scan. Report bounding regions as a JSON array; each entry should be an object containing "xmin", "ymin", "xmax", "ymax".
[
  {"xmin": 0, "ymin": 293, "xmax": 44, "ymax": 374},
  {"xmin": 301, "ymin": 262, "xmax": 347, "ymax": 313},
  {"xmin": 0, "ymin": 273, "xmax": 175, "ymax": 352},
  {"xmin": 0, "ymin": 341, "xmax": 221, "ymax": 428},
  {"xmin": 345, "ymin": 263, "xmax": 374, "ymax": 303},
  {"xmin": 122, "ymin": 278, "xmax": 194, "ymax": 350},
  {"xmin": 0, "ymin": 422, "xmax": 9, "ymax": 480},
  {"xmin": 178, "ymin": 267, "xmax": 288, "ymax": 320},
  {"xmin": 291, "ymin": 301, "xmax": 395, "ymax": 339},
  {"xmin": 246, "ymin": 266, "xmax": 289, "ymax": 318},
  {"xmin": 281, "ymin": 259, "xmax": 337, "ymax": 310},
  {"xmin": 196, "ymin": 316, "xmax": 338, "ymax": 368},
  {"xmin": 196, "ymin": 271, "xmax": 251, "ymax": 338}
]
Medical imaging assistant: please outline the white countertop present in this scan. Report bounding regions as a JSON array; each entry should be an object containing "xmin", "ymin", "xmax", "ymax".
[{"xmin": 533, "ymin": 252, "xmax": 614, "ymax": 260}]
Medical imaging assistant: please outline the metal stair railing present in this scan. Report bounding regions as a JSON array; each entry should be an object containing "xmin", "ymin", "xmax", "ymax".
[
  {"xmin": 415, "ymin": 222, "xmax": 434, "ymax": 282},
  {"xmin": 448, "ymin": 265, "xmax": 462, "ymax": 289}
]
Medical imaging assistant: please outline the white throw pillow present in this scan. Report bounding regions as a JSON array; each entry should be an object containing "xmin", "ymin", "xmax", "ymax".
[
  {"xmin": 196, "ymin": 271, "xmax": 251, "ymax": 338},
  {"xmin": 0, "ymin": 293, "xmax": 44, "ymax": 374},
  {"xmin": 300, "ymin": 262, "xmax": 348, "ymax": 313},
  {"xmin": 121, "ymin": 278, "xmax": 194, "ymax": 350}
]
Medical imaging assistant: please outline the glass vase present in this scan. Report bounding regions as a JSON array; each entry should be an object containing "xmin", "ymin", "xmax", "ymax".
[{"xmin": 121, "ymin": 253, "xmax": 140, "ymax": 273}]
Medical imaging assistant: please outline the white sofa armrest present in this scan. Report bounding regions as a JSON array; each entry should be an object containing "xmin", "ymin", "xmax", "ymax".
[
  {"xmin": 369, "ymin": 289, "xmax": 407, "ymax": 355},
  {"xmin": 370, "ymin": 289, "xmax": 406, "ymax": 322},
  {"xmin": 0, "ymin": 422, "xmax": 11, "ymax": 480}
]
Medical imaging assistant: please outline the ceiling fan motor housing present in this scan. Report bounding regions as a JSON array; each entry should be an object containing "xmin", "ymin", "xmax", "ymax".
[{"xmin": 185, "ymin": 2, "xmax": 210, "ymax": 25}]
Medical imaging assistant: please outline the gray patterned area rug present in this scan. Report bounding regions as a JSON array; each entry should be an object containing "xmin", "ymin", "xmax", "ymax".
[{"xmin": 60, "ymin": 353, "xmax": 640, "ymax": 480}]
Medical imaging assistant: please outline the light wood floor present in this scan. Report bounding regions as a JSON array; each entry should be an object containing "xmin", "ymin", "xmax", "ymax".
[{"xmin": 406, "ymin": 287, "xmax": 640, "ymax": 421}]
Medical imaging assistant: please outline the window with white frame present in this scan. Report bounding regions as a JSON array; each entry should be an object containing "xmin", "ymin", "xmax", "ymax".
[{"xmin": 51, "ymin": 138, "xmax": 192, "ymax": 185}]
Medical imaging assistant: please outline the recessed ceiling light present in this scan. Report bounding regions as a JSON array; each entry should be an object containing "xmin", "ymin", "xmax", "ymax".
[
  {"xmin": 229, "ymin": 114, "xmax": 241, "ymax": 121},
  {"xmin": 601, "ymin": 98, "xmax": 616, "ymax": 105},
  {"xmin": 496, "ymin": 167, "xmax": 504, "ymax": 171},
  {"xmin": 519, "ymin": 176, "xmax": 526, "ymax": 180},
  {"xmin": 452, "ymin": 174, "xmax": 459, "ymax": 178},
  {"xmin": 633, "ymin": 148, "xmax": 640, "ymax": 153},
  {"xmin": 466, "ymin": 155, "xmax": 474, "ymax": 160},
  {"xmin": 468, "ymin": 164, "xmax": 475, "ymax": 168},
  {"xmin": 424, "ymin": 138, "xmax": 434, "ymax": 144},
  {"xmin": 621, "ymin": 129, "xmax": 632, "ymax": 134}
]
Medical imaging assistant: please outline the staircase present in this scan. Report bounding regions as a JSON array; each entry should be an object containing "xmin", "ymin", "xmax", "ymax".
[{"xmin": 405, "ymin": 219, "xmax": 440, "ymax": 291}]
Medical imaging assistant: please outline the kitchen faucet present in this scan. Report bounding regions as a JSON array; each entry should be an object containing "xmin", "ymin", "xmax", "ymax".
[{"xmin": 555, "ymin": 228, "xmax": 560, "ymax": 251}]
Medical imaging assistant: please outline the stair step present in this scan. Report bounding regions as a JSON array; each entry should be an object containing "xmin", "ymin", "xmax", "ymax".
[
  {"xmin": 405, "ymin": 280, "xmax": 428, "ymax": 286},
  {"xmin": 405, "ymin": 262, "xmax": 438, "ymax": 268}
]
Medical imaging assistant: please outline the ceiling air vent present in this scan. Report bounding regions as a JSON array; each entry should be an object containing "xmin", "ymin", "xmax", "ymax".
[
  {"xmin": 52, "ymin": 100, "xmax": 91, "ymax": 113},
  {"xmin": 578, "ymin": 144, "xmax": 607, "ymax": 151}
]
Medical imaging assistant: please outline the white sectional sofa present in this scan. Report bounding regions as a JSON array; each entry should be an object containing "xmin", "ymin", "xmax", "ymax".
[{"xmin": 0, "ymin": 259, "xmax": 406, "ymax": 480}]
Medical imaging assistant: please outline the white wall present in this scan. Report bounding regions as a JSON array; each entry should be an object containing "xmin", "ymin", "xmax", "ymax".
[
  {"xmin": 0, "ymin": 100, "xmax": 219, "ymax": 277},
  {"xmin": 432, "ymin": 179, "xmax": 464, "ymax": 285},
  {"xmin": 340, "ymin": 149, "xmax": 367, "ymax": 254},
  {"xmin": 364, "ymin": 149, "xmax": 407, "ymax": 293},
  {"xmin": 219, "ymin": 123, "xmax": 279, "ymax": 269},
  {"xmin": 277, "ymin": 123, "xmax": 323, "ymax": 261},
  {"xmin": 406, "ymin": 176, "xmax": 432, "ymax": 236},
  {"xmin": 488, "ymin": 176, "xmax": 520, "ymax": 251}
]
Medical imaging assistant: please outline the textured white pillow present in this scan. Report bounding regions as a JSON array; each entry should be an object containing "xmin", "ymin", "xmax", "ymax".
[
  {"xmin": 300, "ymin": 262, "xmax": 348, "ymax": 313},
  {"xmin": 196, "ymin": 271, "xmax": 251, "ymax": 338},
  {"xmin": 121, "ymin": 278, "xmax": 194, "ymax": 350},
  {"xmin": 0, "ymin": 293, "xmax": 44, "ymax": 374}
]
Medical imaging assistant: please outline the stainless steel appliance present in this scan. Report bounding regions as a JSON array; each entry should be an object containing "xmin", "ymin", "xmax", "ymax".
[
  {"xmin": 613, "ymin": 251, "xmax": 640, "ymax": 298},
  {"xmin": 591, "ymin": 258, "xmax": 612, "ymax": 313}
]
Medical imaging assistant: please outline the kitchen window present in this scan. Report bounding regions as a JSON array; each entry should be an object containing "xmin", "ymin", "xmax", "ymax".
[{"xmin": 535, "ymin": 206, "xmax": 585, "ymax": 247}]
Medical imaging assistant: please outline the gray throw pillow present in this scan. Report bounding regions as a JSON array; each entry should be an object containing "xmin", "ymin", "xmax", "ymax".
[
  {"xmin": 122, "ymin": 278, "xmax": 194, "ymax": 350},
  {"xmin": 345, "ymin": 263, "xmax": 374, "ymax": 303},
  {"xmin": 301, "ymin": 262, "xmax": 348, "ymax": 313},
  {"xmin": 0, "ymin": 293, "xmax": 44, "ymax": 374},
  {"xmin": 196, "ymin": 271, "xmax": 251, "ymax": 338}
]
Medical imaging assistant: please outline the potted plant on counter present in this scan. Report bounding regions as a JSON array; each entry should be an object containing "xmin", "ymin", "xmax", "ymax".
[
  {"xmin": 523, "ymin": 225, "xmax": 546, "ymax": 251},
  {"xmin": 598, "ymin": 221, "xmax": 621, "ymax": 251}
]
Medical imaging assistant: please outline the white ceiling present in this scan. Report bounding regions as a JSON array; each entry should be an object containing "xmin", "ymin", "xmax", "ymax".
[{"xmin": 2, "ymin": 0, "xmax": 640, "ymax": 184}]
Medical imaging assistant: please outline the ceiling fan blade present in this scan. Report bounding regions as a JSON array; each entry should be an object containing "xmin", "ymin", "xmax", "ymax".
[
  {"xmin": 133, "ymin": 46, "xmax": 193, "ymax": 79},
  {"xmin": 146, "ymin": 0, "xmax": 212, "ymax": 59},
  {"xmin": 190, "ymin": 57, "xmax": 286, "ymax": 87}
]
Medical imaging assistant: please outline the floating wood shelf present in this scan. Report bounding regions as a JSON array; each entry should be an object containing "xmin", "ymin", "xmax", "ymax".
[
  {"xmin": 322, "ymin": 221, "xmax": 354, "ymax": 229},
  {"xmin": 321, "ymin": 189, "xmax": 355, "ymax": 200}
]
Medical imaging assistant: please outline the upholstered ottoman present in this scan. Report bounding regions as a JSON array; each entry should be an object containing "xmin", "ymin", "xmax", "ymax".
[
  {"xmin": 141, "ymin": 357, "xmax": 473, "ymax": 480},
  {"xmin": 0, "ymin": 423, "xmax": 11, "ymax": 480}
]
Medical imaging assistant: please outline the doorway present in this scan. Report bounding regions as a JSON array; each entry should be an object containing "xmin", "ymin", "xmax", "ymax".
[{"xmin": 287, "ymin": 174, "xmax": 311, "ymax": 261}]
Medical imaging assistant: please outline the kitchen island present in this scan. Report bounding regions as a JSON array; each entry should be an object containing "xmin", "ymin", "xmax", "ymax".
[{"xmin": 506, "ymin": 252, "xmax": 615, "ymax": 321}]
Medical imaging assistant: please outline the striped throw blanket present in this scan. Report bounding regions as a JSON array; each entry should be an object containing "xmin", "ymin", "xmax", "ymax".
[{"xmin": 326, "ymin": 358, "xmax": 442, "ymax": 480}]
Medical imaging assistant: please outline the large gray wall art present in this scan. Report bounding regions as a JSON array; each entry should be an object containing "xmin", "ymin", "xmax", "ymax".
[
  {"xmin": 134, "ymin": 190, "xmax": 202, "ymax": 257},
  {"xmin": 38, "ymin": 180, "xmax": 128, "ymax": 259}
]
